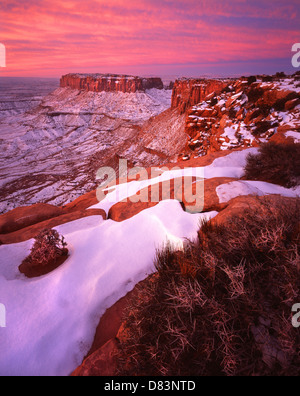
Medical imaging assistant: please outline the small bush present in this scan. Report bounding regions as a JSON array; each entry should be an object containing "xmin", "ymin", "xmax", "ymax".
[
  {"xmin": 117, "ymin": 198, "xmax": 300, "ymax": 376},
  {"xmin": 252, "ymin": 121, "xmax": 275, "ymax": 137},
  {"xmin": 247, "ymin": 76, "xmax": 257, "ymax": 84},
  {"xmin": 19, "ymin": 229, "xmax": 68, "ymax": 278},
  {"xmin": 262, "ymin": 75, "xmax": 273, "ymax": 82},
  {"xmin": 244, "ymin": 142, "xmax": 300, "ymax": 188}
]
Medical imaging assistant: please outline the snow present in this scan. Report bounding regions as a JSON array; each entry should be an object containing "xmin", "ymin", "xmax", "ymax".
[
  {"xmin": 0, "ymin": 142, "xmax": 298, "ymax": 376},
  {"xmin": 260, "ymin": 78, "xmax": 300, "ymax": 94},
  {"xmin": 192, "ymin": 102, "xmax": 209, "ymax": 111},
  {"xmin": 278, "ymin": 111, "xmax": 292, "ymax": 125},
  {"xmin": 216, "ymin": 180, "xmax": 300, "ymax": 203},
  {"xmin": 204, "ymin": 148, "xmax": 258, "ymax": 179},
  {"xmin": 92, "ymin": 166, "xmax": 206, "ymax": 214},
  {"xmin": 0, "ymin": 147, "xmax": 258, "ymax": 376},
  {"xmin": 220, "ymin": 122, "xmax": 255, "ymax": 151},
  {"xmin": 221, "ymin": 126, "xmax": 239, "ymax": 145},
  {"xmin": 91, "ymin": 149, "xmax": 258, "ymax": 215},
  {"xmin": 285, "ymin": 131, "xmax": 300, "ymax": 143},
  {"xmin": 274, "ymin": 78, "xmax": 300, "ymax": 94},
  {"xmin": 0, "ymin": 200, "xmax": 218, "ymax": 376}
]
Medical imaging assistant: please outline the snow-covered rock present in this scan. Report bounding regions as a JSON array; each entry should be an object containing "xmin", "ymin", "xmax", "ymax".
[{"xmin": 0, "ymin": 200, "xmax": 217, "ymax": 376}]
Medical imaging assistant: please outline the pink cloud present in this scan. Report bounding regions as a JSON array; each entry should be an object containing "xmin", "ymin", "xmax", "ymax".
[{"xmin": 0, "ymin": 0, "xmax": 299, "ymax": 77}]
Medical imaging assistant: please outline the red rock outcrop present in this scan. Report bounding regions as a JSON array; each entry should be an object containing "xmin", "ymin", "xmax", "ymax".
[
  {"xmin": 0, "ymin": 203, "xmax": 64, "ymax": 234},
  {"xmin": 71, "ymin": 277, "xmax": 150, "ymax": 376},
  {"xmin": 60, "ymin": 74, "xmax": 163, "ymax": 93},
  {"xmin": 171, "ymin": 78, "xmax": 229, "ymax": 114},
  {"xmin": 108, "ymin": 176, "xmax": 238, "ymax": 221},
  {"xmin": 174, "ymin": 76, "xmax": 300, "ymax": 160},
  {"xmin": 0, "ymin": 209, "xmax": 106, "ymax": 245}
]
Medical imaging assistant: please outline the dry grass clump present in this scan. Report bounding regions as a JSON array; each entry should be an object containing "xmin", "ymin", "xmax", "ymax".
[
  {"xmin": 19, "ymin": 228, "xmax": 68, "ymax": 278},
  {"xmin": 244, "ymin": 142, "xmax": 300, "ymax": 188},
  {"xmin": 117, "ymin": 198, "xmax": 300, "ymax": 376}
]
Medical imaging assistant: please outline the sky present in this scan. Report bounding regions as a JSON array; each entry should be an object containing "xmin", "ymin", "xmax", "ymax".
[{"xmin": 0, "ymin": 0, "xmax": 299, "ymax": 78}]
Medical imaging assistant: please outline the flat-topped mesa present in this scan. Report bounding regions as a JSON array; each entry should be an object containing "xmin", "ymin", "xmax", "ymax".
[
  {"xmin": 171, "ymin": 78, "xmax": 229, "ymax": 114},
  {"xmin": 60, "ymin": 73, "xmax": 164, "ymax": 93}
]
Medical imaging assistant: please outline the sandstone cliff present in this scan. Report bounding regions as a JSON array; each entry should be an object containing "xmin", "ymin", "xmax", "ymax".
[
  {"xmin": 0, "ymin": 73, "xmax": 299, "ymax": 377},
  {"xmin": 172, "ymin": 75, "xmax": 300, "ymax": 160},
  {"xmin": 171, "ymin": 78, "xmax": 229, "ymax": 114},
  {"xmin": 60, "ymin": 73, "xmax": 164, "ymax": 93}
]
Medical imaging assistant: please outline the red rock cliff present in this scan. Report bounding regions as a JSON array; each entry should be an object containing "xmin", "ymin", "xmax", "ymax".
[
  {"xmin": 171, "ymin": 78, "xmax": 229, "ymax": 114},
  {"xmin": 60, "ymin": 74, "xmax": 164, "ymax": 93}
]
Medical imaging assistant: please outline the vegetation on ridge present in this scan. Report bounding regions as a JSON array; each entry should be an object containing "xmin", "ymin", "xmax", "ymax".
[
  {"xmin": 244, "ymin": 142, "xmax": 300, "ymax": 188},
  {"xmin": 117, "ymin": 198, "xmax": 300, "ymax": 376}
]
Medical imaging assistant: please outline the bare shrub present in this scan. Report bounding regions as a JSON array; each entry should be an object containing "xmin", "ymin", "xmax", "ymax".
[
  {"xmin": 19, "ymin": 228, "xmax": 68, "ymax": 278},
  {"xmin": 252, "ymin": 120, "xmax": 278, "ymax": 137},
  {"xmin": 244, "ymin": 142, "xmax": 300, "ymax": 188},
  {"xmin": 117, "ymin": 198, "xmax": 300, "ymax": 376}
]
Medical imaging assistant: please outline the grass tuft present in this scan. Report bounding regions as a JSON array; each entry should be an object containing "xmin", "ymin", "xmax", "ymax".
[{"xmin": 117, "ymin": 198, "xmax": 300, "ymax": 376}]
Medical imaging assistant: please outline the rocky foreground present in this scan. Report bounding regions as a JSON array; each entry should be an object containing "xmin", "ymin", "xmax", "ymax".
[{"xmin": 0, "ymin": 72, "xmax": 299, "ymax": 376}]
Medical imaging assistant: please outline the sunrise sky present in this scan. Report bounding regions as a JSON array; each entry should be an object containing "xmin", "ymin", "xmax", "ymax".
[{"xmin": 0, "ymin": 0, "xmax": 299, "ymax": 78}]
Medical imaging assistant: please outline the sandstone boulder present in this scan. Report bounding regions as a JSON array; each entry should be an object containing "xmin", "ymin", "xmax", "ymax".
[
  {"xmin": 209, "ymin": 195, "xmax": 299, "ymax": 227},
  {"xmin": 63, "ymin": 189, "xmax": 98, "ymax": 212},
  {"xmin": 285, "ymin": 98, "xmax": 300, "ymax": 111},
  {"xmin": 71, "ymin": 339, "xmax": 119, "ymax": 377},
  {"xmin": 0, "ymin": 209, "xmax": 106, "ymax": 245},
  {"xmin": 0, "ymin": 203, "xmax": 63, "ymax": 234},
  {"xmin": 108, "ymin": 176, "xmax": 238, "ymax": 222}
]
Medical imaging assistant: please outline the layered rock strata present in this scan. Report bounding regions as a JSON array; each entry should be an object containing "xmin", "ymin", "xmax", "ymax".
[{"xmin": 60, "ymin": 73, "xmax": 164, "ymax": 93}]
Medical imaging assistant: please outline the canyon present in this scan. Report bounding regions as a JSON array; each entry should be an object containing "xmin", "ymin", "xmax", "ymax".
[
  {"xmin": 0, "ymin": 76, "xmax": 178, "ymax": 214},
  {"xmin": 0, "ymin": 72, "xmax": 299, "ymax": 376},
  {"xmin": 2, "ymin": 73, "xmax": 299, "ymax": 215}
]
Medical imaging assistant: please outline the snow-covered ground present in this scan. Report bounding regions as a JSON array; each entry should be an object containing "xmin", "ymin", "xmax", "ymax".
[
  {"xmin": 0, "ymin": 200, "xmax": 217, "ymax": 376},
  {"xmin": 91, "ymin": 148, "xmax": 258, "ymax": 215},
  {"xmin": 285, "ymin": 130, "xmax": 300, "ymax": 143},
  {"xmin": 216, "ymin": 180, "xmax": 300, "ymax": 203},
  {"xmin": 1, "ymin": 148, "xmax": 299, "ymax": 376}
]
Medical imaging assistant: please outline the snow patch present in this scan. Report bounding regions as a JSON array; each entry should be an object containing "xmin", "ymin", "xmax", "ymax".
[
  {"xmin": 0, "ymin": 200, "xmax": 217, "ymax": 376},
  {"xmin": 216, "ymin": 180, "xmax": 300, "ymax": 203},
  {"xmin": 285, "ymin": 131, "xmax": 300, "ymax": 143}
]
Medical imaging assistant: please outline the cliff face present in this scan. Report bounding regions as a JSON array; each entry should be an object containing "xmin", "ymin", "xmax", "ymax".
[
  {"xmin": 171, "ymin": 76, "xmax": 300, "ymax": 160},
  {"xmin": 171, "ymin": 78, "xmax": 229, "ymax": 114},
  {"xmin": 60, "ymin": 74, "xmax": 164, "ymax": 93}
]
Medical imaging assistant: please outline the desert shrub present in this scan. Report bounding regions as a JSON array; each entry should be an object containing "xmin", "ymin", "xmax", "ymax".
[
  {"xmin": 19, "ymin": 228, "xmax": 68, "ymax": 277},
  {"xmin": 275, "ymin": 72, "xmax": 286, "ymax": 79},
  {"xmin": 244, "ymin": 142, "xmax": 300, "ymax": 188},
  {"xmin": 252, "ymin": 121, "xmax": 275, "ymax": 136},
  {"xmin": 247, "ymin": 76, "xmax": 257, "ymax": 84},
  {"xmin": 210, "ymin": 97, "xmax": 218, "ymax": 106},
  {"xmin": 262, "ymin": 75, "xmax": 273, "ymax": 82},
  {"xmin": 117, "ymin": 198, "xmax": 300, "ymax": 376}
]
